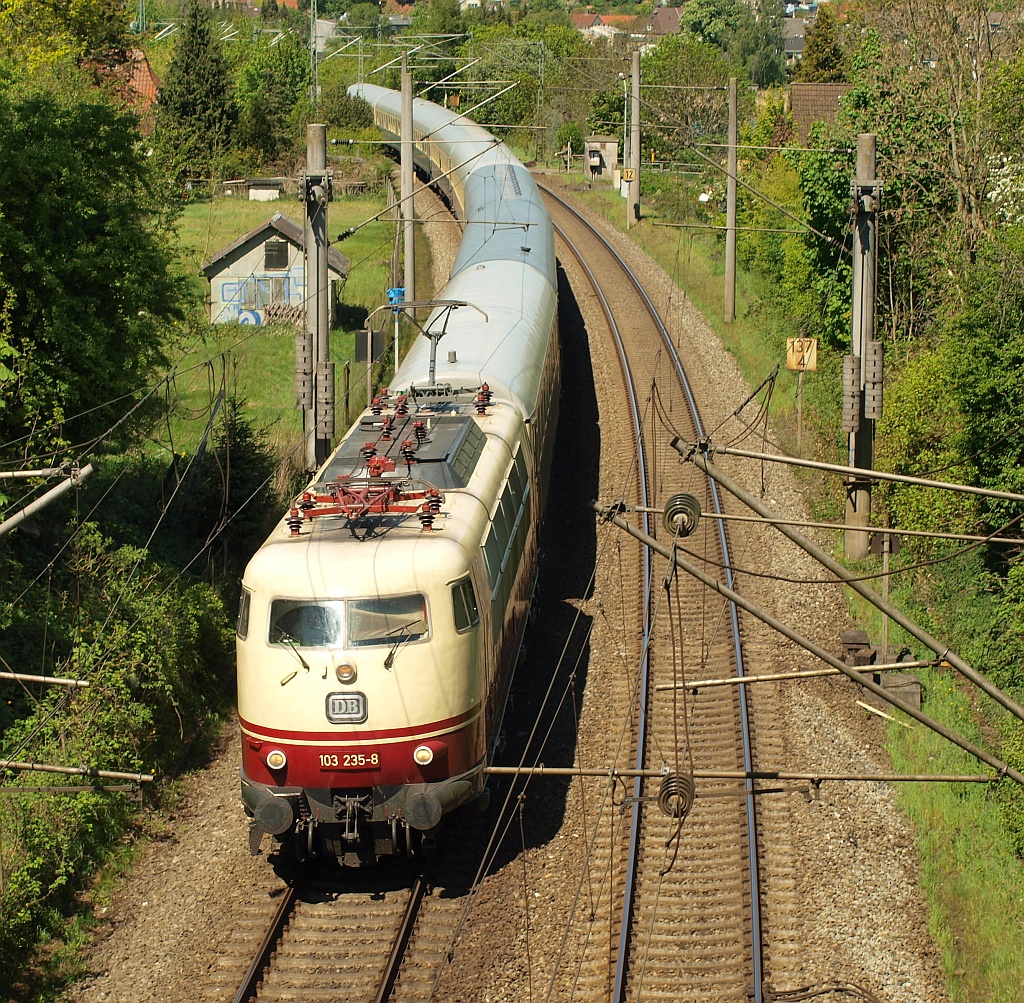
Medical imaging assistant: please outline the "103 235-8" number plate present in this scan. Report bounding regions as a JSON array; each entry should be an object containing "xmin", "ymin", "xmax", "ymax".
[{"xmin": 319, "ymin": 751, "xmax": 380, "ymax": 770}]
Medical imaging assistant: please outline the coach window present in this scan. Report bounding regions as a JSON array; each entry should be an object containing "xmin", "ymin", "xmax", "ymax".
[
  {"xmin": 237, "ymin": 587, "xmax": 252, "ymax": 640},
  {"xmin": 451, "ymin": 577, "xmax": 479, "ymax": 633},
  {"xmin": 269, "ymin": 599, "xmax": 345, "ymax": 647},
  {"xmin": 348, "ymin": 594, "xmax": 428, "ymax": 647}
]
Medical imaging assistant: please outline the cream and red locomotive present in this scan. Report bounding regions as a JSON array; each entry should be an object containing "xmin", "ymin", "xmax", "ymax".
[{"xmin": 236, "ymin": 85, "xmax": 559, "ymax": 865}]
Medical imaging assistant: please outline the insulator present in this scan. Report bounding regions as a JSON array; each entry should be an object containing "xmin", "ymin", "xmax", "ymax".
[
  {"xmin": 479, "ymin": 382, "xmax": 492, "ymax": 403},
  {"xmin": 295, "ymin": 329, "xmax": 313, "ymax": 409},
  {"xmin": 418, "ymin": 503, "xmax": 435, "ymax": 532},
  {"xmin": 413, "ymin": 420, "xmax": 427, "ymax": 443},
  {"xmin": 362, "ymin": 441, "xmax": 377, "ymax": 461},
  {"xmin": 401, "ymin": 440, "xmax": 416, "ymax": 465},
  {"xmin": 381, "ymin": 416, "xmax": 395, "ymax": 440},
  {"xmin": 380, "ymin": 387, "xmax": 390, "ymax": 401},
  {"xmin": 662, "ymin": 493, "xmax": 701, "ymax": 537},
  {"xmin": 864, "ymin": 339, "xmax": 884, "ymax": 421},
  {"xmin": 316, "ymin": 361, "xmax": 335, "ymax": 438},
  {"xmin": 371, "ymin": 397, "xmax": 383, "ymax": 416},
  {"xmin": 298, "ymin": 492, "xmax": 315, "ymax": 511},
  {"xmin": 658, "ymin": 772, "xmax": 695, "ymax": 820},
  {"xmin": 287, "ymin": 508, "xmax": 303, "ymax": 537},
  {"xmin": 842, "ymin": 354, "xmax": 861, "ymax": 434},
  {"xmin": 395, "ymin": 395, "xmax": 409, "ymax": 416},
  {"xmin": 427, "ymin": 489, "xmax": 442, "ymax": 515}
]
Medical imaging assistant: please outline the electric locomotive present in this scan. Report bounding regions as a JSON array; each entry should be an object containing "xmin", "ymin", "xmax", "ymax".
[{"xmin": 235, "ymin": 85, "xmax": 559, "ymax": 865}]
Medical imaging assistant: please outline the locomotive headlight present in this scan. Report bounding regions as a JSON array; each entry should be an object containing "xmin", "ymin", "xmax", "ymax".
[
  {"xmin": 336, "ymin": 662, "xmax": 357, "ymax": 684},
  {"xmin": 413, "ymin": 744, "xmax": 434, "ymax": 766},
  {"xmin": 266, "ymin": 749, "xmax": 288, "ymax": 770}
]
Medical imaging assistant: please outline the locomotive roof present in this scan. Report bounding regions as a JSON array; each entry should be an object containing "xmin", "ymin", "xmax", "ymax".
[
  {"xmin": 322, "ymin": 408, "xmax": 487, "ymax": 491},
  {"xmin": 394, "ymin": 261, "xmax": 555, "ymax": 419}
]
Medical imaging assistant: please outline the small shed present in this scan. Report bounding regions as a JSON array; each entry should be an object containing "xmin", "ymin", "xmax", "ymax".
[
  {"xmin": 200, "ymin": 213, "xmax": 350, "ymax": 326},
  {"xmin": 584, "ymin": 136, "xmax": 619, "ymax": 182}
]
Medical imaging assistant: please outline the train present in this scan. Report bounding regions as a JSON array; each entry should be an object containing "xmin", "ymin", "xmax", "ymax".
[{"xmin": 235, "ymin": 84, "xmax": 559, "ymax": 866}]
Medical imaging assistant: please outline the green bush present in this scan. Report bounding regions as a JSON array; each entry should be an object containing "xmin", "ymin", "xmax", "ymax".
[{"xmin": 0, "ymin": 524, "xmax": 232, "ymax": 983}]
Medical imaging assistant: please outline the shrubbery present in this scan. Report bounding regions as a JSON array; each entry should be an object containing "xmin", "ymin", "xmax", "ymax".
[{"xmin": 0, "ymin": 524, "xmax": 232, "ymax": 980}]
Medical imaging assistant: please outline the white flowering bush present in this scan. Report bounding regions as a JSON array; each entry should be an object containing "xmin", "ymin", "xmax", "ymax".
[{"xmin": 987, "ymin": 155, "xmax": 1024, "ymax": 225}]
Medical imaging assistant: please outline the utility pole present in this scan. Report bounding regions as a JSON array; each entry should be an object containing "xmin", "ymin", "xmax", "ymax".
[
  {"xmin": 401, "ymin": 53, "xmax": 415, "ymax": 308},
  {"xmin": 309, "ymin": 0, "xmax": 319, "ymax": 109},
  {"xmin": 300, "ymin": 123, "xmax": 333, "ymax": 472},
  {"xmin": 724, "ymin": 77, "xmax": 737, "ymax": 323},
  {"xmin": 620, "ymin": 72, "xmax": 628, "ymax": 188},
  {"xmin": 628, "ymin": 49, "xmax": 640, "ymax": 227},
  {"xmin": 844, "ymin": 134, "xmax": 882, "ymax": 559}
]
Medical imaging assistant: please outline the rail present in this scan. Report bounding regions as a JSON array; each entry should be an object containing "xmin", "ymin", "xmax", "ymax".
[{"xmin": 540, "ymin": 183, "xmax": 762, "ymax": 1003}]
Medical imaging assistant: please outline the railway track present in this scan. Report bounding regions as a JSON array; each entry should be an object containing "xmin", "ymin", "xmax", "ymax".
[
  {"xmin": 540, "ymin": 183, "xmax": 763, "ymax": 1003},
  {"xmin": 221, "ymin": 866, "xmax": 423, "ymax": 1003},
  {"xmin": 217, "ymin": 188, "xmax": 765, "ymax": 1003}
]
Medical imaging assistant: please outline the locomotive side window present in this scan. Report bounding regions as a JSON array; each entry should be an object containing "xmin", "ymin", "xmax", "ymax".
[
  {"xmin": 270, "ymin": 600, "xmax": 344, "ymax": 648},
  {"xmin": 451, "ymin": 578, "xmax": 480, "ymax": 633},
  {"xmin": 348, "ymin": 594, "xmax": 428, "ymax": 647},
  {"xmin": 237, "ymin": 587, "xmax": 252, "ymax": 640}
]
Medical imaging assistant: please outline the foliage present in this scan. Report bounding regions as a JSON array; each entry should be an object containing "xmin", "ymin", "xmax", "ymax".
[
  {"xmin": 319, "ymin": 83, "xmax": 375, "ymax": 131},
  {"xmin": 788, "ymin": 133, "xmax": 854, "ymax": 350},
  {"xmin": 0, "ymin": 71, "xmax": 181, "ymax": 454},
  {"xmin": 0, "ymin": 0, "xmax": 129, "ymax": 68},
  {"xmin": 639, "ymin": 35, "xmax": 738, "ymax": 159},
  {"xmin": 154, "ymin": 0, "xmax": 235, "ymax": 182},
  {"xmin": 793, "ymin": 2, "xmax": 848, "ymax": 83},
  {"xmin": 556, "ymin": 121, "xmax": 584, "ymax": 155},
  {"xmin": 0, "ymin": 522, "xmax": 232, "ymax": 975},
  {"xmin": 231, "ymin": 31, "xmax": 310, "ymax": 162},
  {"xmin": 723, "ymin": 2, "xmax": 785, "ymax": 89},
  {"xmin": 678, "ymin": 0, "xmax": 744, "ymax": 47},
  {"xmin": 875, "ymin": 343, "xmax": 979, "ymax": 539}
]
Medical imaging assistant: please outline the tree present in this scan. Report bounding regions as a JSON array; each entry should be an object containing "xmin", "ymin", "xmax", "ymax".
[
  {"xmin": 0, "ymin": 74, "xmax": 180, "ymax": 453},
  {"xmin": 155, "ymin": 0, "xmax": 234, "ymax": 181},
  {"xmin": 794, "ymin": 3, "xmax": 847, "ymax": 83},
  {"xmin": 679, "ymin": 0, "xmax": 745, "ymax": 47},
  {"xmin": 641, "ymin": 35, "xmax": 739, "ymax": 159},
  {"xmin": 725, "ymin": 3, "xmax": 785, "ymax": 89},
  {"xmin": 0, "ymin": 0, "xmax": 128, "ymax": 67},
  {"xmin": 233, "ymin": 32, "xmax": 310, "ymax": 162}
]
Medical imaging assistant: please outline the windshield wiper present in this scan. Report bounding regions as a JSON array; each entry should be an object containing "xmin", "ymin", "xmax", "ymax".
[
  {"xmin": 383, "ymin": 618, "xmax": 425, "ymax": 670},
  {"xmin": 276, "ymin": 631, "xmax": 312, "ymax": 686}
]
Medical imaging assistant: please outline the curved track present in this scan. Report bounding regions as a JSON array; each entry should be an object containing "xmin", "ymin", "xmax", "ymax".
[{"xmin": 540, "ymin": 183, "xmax": 763, "ymax": 1003}]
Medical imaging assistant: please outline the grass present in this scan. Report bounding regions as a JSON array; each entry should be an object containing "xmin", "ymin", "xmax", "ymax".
[{"xmin": 887, "ymin": 677, "xmax": 1024, "ymax": 1003}]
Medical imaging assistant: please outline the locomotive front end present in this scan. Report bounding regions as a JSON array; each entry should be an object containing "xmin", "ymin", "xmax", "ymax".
[{"xmin": 237, "ymin": 526, "xmax": 487, "ymax": 865}]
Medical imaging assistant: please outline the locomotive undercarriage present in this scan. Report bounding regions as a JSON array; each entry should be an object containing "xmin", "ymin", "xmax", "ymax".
[{"xmin": 242, "ymin": 773, "xmax": 481, "ymax": 866}]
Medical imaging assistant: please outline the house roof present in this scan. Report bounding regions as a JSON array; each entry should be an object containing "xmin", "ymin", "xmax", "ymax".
[
  {"xmin": 126, "ymin": 49, "xmax": 160, "ymax": 108},
  {"xmin": 791, "ymin": 82, "xmax": 851, "ymax": 143},
  {"xmin": 200, "ymin": 213, "xmax": 350, "ymax": 279},
  {"xmin": 646, "ymin": 7, "xmax": 681, "ymax": 34},
  {"xmin": 598, "ymin": 14, "xmax": 639, "ymax": 28},
  {"xmin": 571, "ymin": 12, "xmax": 601, "ymax": 28}
]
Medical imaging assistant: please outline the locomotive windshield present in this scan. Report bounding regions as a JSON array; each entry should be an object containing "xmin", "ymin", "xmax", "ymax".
[
  {"xmin": 269, "ymin": 600, "xmax": 345, "ymax": 647},
  {"xmin": 348, "ymin": 594, "xmax": 427, "ymax": 647},
  {"xmin": 267, "ymin": 595, "xmax": 427, "ymax": 648}
]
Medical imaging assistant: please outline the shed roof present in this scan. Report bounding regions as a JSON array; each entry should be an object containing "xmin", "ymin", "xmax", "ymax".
[{"xmin": 200, "ymin": 213, "xmax": 350, "ymax": 279}]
